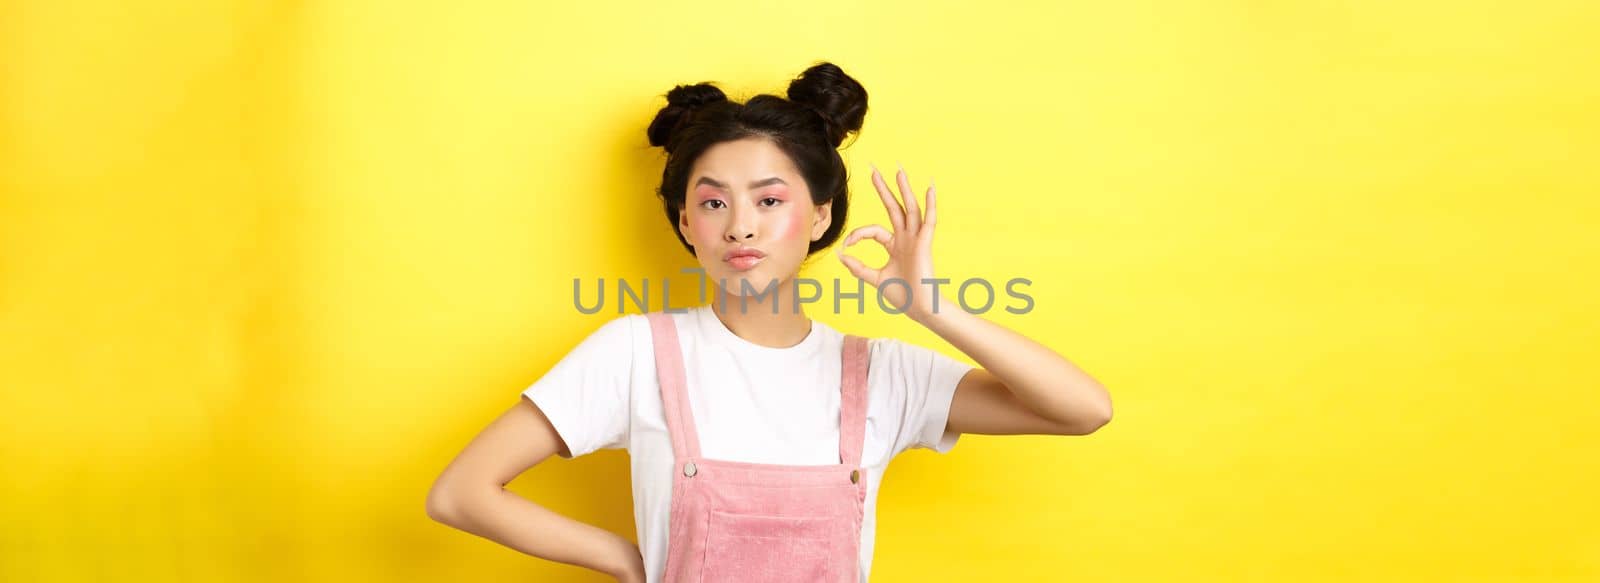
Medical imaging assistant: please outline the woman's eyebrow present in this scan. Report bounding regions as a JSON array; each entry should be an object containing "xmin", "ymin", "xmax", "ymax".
[{"xmin": 694, "ymin": 176, "xmax": 788, "ymax": 190}]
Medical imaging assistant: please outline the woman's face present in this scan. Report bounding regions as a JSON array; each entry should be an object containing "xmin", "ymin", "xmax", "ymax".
[{"xmin": 679, "ymin": 136, "xmax": 832, "ymax": 298}]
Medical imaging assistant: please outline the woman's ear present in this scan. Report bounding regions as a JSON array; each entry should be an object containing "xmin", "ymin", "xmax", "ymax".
[
  {"xmin": 678, "ymin": 207, "xmax": 694, "ymax": 247},
  {"xmin": 810, "ymin": 201, "xmax": 833, "ymax": 242}
]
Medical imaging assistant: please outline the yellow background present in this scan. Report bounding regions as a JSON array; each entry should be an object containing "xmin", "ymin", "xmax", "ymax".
[{"xmin": 3, "ymin": 1, "xmax": 1597, "ymax": 581}]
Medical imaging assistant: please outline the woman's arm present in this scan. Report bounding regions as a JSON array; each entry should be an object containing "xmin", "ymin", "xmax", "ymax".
[
  {"xmin": 916, "ymin": 299, "xmax": 1113, "ymax": 436},
  {"xmin": 425, "ymin": 397, "xmax": 645, "ymax": 582},
  {"xmin": 838, "ymin": 163, "xmax": 1113, "ymax": 437}
]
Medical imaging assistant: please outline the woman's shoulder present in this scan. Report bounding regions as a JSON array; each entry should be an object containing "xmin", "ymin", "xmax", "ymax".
[
  {"xmin": 857, "ymin": 333, "xmax": 969, "ymax": 371},
  {"xmin": 555, "ymin": 312, "xmax": 663, "ymax": 364}
]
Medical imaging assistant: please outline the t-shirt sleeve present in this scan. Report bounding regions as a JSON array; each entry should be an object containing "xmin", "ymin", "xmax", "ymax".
[
  {"xmin": 520, "ymin": 314, "xmax": 636, "ymax": 459},
  {"xmin": 870, "ymin": 336, "xmax": 976, "ymax": 456}
]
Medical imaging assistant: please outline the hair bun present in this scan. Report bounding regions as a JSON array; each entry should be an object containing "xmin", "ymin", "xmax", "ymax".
[
  {"xmin": 786, "ymin": 62, "xmax": 868, "ymax": 148},
  {"xmin": 647, "ymin": 82, "xmax": 728, "ymax": 149}
]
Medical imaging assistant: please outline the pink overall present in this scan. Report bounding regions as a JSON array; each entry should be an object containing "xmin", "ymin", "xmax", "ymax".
[{"xmin": 645, "ymin": 310, "xmax": 870, "ymax": 583}]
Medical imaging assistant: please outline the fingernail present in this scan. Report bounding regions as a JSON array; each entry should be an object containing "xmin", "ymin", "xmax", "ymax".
[
  {"xmin": 869, "ymin": 162, "xmax": 878, "ymax": 175},
  {"xmin": 897, "ymin": 162, "xmax": 904, "ymax": 175}
]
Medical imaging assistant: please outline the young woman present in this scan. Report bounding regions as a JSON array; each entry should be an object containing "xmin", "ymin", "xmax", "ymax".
[{"xmin": 426, "ymin": 62, "xmax": 1113, "ymax": 583}]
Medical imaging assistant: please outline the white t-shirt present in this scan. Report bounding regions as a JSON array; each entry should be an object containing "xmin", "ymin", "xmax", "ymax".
[{"xmin": 522, "ymin": 304, "xmax": 974, "ymax": 583}]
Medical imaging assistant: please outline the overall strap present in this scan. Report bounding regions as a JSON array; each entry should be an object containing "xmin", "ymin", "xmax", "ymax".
[
  {"xmin": 838, "ymin": 335, "xmax": 871, "ymax": 467},
  {"xmin": 645, "ymin": 311, "xmax": 701, "ymax": 459}
]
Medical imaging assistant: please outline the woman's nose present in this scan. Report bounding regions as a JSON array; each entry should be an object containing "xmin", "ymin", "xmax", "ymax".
[{"xmin": 724, "ymin": 206, "xmax": 755, "ymax": 241}]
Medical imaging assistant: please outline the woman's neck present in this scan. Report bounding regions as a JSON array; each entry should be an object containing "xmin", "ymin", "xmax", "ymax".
[{"xmin": 708, "ymin": 282, "xmax": 813, "ymax": 349}]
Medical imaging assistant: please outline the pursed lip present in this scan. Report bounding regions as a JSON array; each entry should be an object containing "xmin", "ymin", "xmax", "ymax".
[{"xmin": 722, "ymin": 247, "xmax": 767, "ymax": 261}]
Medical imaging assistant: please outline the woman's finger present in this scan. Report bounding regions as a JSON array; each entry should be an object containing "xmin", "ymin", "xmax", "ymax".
[
  {"xmin": 897, "ymin": 163, "xmax": 921, "ymax": 235},
  {"xmin": 837, "ymin": 252, "xmax": 881, "ymax": 285},
  {"xmin": 919, "ymin": 180, "xmax": 937, "ymax": 245},
  {"xmin": 869, "ymin": 164, "xmax": 906, "ymax": 232},
  {"xmin": 842, "ymin": 224, "xmax": 894, "ymax": 250}
]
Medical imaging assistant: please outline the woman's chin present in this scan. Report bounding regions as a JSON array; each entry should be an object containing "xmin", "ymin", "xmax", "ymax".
[{"xmin": 710, "ymin": 266, "xmax": 785, "ymax": 296}]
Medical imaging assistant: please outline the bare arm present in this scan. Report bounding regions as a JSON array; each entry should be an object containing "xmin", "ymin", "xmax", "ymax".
[
  {"xmin": 425, "ymin": 396, "xmax": 645, "ymax": 582},
  {"xmin": 930, "ymin": 310, "xmax": 1113, "ymax": 436}
]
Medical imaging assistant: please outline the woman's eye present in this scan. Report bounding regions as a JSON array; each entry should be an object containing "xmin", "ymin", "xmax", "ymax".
[
  {"xmin": 760, "ymin": 197, "xmax": 782, "ymax": 207},
  {"xmin": 702, "ymin": 200, "xmax": 725, "ymax": 210}
]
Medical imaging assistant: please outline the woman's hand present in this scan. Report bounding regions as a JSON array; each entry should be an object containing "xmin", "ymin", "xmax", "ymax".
[{"xmin": 837, "ymin": 163, "xmax": 944, "ymax": 322}]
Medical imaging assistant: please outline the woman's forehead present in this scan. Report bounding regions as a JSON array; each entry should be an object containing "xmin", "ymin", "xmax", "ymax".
[{"xmin": 690, "ymin": 138, "xmax": 801, "ymax": 184}]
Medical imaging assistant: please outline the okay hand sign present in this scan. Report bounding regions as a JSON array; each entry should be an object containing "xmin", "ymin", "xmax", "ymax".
[{"xmin": 836, "ymin": 163, "xmax": 941, "ymax": 321}]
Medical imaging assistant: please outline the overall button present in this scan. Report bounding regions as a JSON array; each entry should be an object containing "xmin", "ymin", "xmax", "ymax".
[
  {"xmin": 849, "ymin": 469, "xmax": 860, "ymax": 484},
  {"xmin": 683, "ymin": 462, "xmax": 698, "ymax": 477}
]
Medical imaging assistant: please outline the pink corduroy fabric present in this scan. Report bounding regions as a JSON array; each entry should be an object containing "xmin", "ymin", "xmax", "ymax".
[{"xmin": 645, "ymin": 310, "xmax": 870, "ymax": 583}]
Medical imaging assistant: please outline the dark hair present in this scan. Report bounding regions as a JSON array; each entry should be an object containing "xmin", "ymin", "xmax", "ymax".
[{"xmin": 646, "ymin": 61, "xmax": 868, "ymax": 258}]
